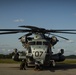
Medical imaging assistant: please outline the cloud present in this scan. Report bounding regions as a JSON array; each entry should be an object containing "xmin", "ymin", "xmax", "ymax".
[
  {"xmin": 66, "ymin": 40, "xmax": 74, "ymax": 43},
  {"xmin": 14, "ymin": 19, "xmax": 24, "ymax": 22},
  {"xmin": 2, "ymin": 49, "xmax": 6, "ymax": 51},
  {"xmin": 0, "ymin": 44, "xmax": 10, "ymax": 47}
]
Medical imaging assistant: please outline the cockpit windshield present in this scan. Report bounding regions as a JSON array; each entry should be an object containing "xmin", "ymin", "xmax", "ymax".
[
  {"xmin": 29, "ymin": 41, "xmax": 48, "ymax": 45},
  {"xmin": 37, "ymin": 41, "xmax": 42, "ymax": 45}
]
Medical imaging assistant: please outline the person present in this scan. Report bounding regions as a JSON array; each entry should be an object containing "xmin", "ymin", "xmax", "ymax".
[
  {"xmin": 20, "ymin": 60, "xmax": 26, "ymax": 70},
  {"xmin": 13, "ymin": 48, "xmax": 19, "ymax": 61}
]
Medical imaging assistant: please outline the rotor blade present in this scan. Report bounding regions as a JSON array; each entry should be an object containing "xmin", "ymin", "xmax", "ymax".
[
  {"xmin": 19, "ymin": 25, "xmax": 40, "ymax": 29},
  {"xmin": 50, "ymin": 33, "xmax": 69, "ymax": 40},
  {"xmin": 19, "ymin": 26, "xmax": 76, "ymax": 31},
  {"xmin": 25, "ymin": 33, "xmax": 32, "ymax": 36},
  {"xmin": 48, "ymin": 29, "xmax": 76, "ymax": 32},
  {"xmin": 52, "ymin": 31, "xmax": 76, "ymax": 34},
  {"xmin": 0, "ymin": 29, "xmax": 31, "ymax": 32},
  {"xmin": 0, "ymin": 31, "xmax": 19, "ymax": 34},
  {"xmin": 1, "ymin": 27, "xmax": 76, "ymax": 34},
  {"xmin": 19, "ymin": 26, "xmax": 76, "ymax": 32},
  {"xmin": 19, "ymin": 33, "xmax": 32, "ymax": 39},
  {"xmin": 0, "ymin": 29, "xmax": 32, "ymax": 35},
  {"xmin": 19, "ymin": 25, "xmax": 46, "ymax": 31},
  {"xmin": 0, "ymin": 29, "xmax": 23, "ymax": 31}
]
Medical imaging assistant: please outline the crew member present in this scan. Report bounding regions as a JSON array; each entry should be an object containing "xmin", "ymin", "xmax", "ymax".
[{"xmin": 20, "ymin": 60, "xmax": 26, "ymax": 70}]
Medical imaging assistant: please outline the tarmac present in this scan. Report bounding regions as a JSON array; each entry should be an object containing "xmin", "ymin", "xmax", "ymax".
[{"xmin": 0, "ymin": 63, "xmax": 76, "ymax": 75}]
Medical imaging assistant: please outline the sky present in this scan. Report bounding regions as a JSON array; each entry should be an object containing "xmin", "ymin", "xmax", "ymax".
[{"xmin": 0, "ymin": 0, "xmax": 76, "ymax": 55}]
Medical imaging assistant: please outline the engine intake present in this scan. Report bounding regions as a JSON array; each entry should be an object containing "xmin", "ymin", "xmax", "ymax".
[{"xmin": 50, "ymin": 36, "xmax": 59, "ymax": 46}]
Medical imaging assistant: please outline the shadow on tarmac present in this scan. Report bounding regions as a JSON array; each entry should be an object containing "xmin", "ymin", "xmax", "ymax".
[
  {"xmin": 43, "ymin": 63, "xmax": 76, "ymax": 72},
  {"xmin": 10, "ymin": 63, "xmax": 76, "ymax": 72}
]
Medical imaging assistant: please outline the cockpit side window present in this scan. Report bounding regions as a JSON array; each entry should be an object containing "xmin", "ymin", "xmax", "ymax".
[
  {"xmin": 43, "ymin": 42, "xmax": 48, "ymax": 45},
  {"xmin": 29, "ymin": 41, "xmax": 35, "ymax": 45},
  {"xmin": 29, "ymin": 41, "xmax": 48, "ymax": 45}
]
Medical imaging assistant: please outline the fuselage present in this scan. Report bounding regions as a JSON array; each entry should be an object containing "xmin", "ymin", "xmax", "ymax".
[
  {"xmin": 26, "ymin": 39, "xmax": 52, "ymax": 65},
  {"xmin": 12, "ymin": 33, "xmax": 65, "ymax": 67}
]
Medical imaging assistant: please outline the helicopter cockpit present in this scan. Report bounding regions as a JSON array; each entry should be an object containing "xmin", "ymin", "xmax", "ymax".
[{"xmin": 29, "ymin": 40, "xmax": 48, "ymax": 45}]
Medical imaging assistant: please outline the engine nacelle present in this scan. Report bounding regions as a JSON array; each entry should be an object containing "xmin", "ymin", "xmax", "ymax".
[
  {"xmin": 19, "ymin": 36, "xmax": 26, "ymax": 43},
  {"xmin": 50, "ymin": 36, "xmax": 59, "ymax": 46},
  {"xmin": 19, "ymin": 36, "xmax": 30, "ymax": 48},
  {"xmin": 51, "ymin": 49, "xmax": 65, "ymax": 62},
  {"xmin": 51, "ymin": 54, "xmax": 65, "ymax": 62}
]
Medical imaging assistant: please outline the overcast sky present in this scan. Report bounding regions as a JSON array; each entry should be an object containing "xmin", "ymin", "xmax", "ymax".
[{"xmin": 0, "ymin": 0, "xmax": 76, "ymax": 55}]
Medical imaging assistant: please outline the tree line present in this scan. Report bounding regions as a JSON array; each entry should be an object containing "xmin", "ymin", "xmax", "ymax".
[
  {"xmin": 0, "ymin": 53, "xmax": 76, "ymax": 59},
  {"xmin": 0, "ymin": 51, "xmax": 26, "ymax": 59},
  {"xmin": 0, "ymin": 53, "xmax": 13, "ymax": 59}
]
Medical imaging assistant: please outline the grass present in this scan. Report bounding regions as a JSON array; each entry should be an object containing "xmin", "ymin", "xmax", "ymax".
[
  {"xmin": 0, "ymin": 59, "xmax": 76, "ymax": 64},
  {"xmin": 0, "ymin": 59, "xmax": 20, "ymax": 64},
  {"xmin": 57, "ymin": 59, "xmax": 76, "ymax": 64}
]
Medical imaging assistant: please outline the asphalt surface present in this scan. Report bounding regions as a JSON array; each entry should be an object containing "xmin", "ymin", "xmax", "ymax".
[{"xmin": 0, "ymin": 63, "xmax": 76, "ymax": 75}]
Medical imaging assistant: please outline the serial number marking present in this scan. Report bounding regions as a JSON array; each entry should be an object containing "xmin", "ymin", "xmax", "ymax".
[{"xmin": 35, "ymin": 51, "xmax": 43, "ymax": 57}]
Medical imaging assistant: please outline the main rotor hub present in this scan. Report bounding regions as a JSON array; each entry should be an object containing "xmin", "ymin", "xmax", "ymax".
[{"xmin": 34, "ymin": 33, "xmax": 44, "ymax": 39}]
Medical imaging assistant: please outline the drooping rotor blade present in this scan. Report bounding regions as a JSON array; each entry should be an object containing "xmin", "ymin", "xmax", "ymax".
[
  {"xmin": 0, "ymin": 31, "xmax": 19, "ymax": 34},
  {"xmin": 50, "ymin": 33, "xmax": 69, "ymax": 40}
]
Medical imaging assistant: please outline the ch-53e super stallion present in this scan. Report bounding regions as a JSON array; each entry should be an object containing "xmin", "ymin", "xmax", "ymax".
[{"xmin": 0, "ymin": 25, "xmax": 76, "ymax": 70}]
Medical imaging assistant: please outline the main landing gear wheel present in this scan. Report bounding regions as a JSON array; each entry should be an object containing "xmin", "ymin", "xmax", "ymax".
[{"xmin": 50, "ymin": 60, "xmax": 56, "ymax": 67}]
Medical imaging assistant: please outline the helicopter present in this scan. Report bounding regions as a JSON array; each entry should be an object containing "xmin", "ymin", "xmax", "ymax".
[{"xmin": 0, "ymin": 25, "xmax": 76, "ymax": 70}]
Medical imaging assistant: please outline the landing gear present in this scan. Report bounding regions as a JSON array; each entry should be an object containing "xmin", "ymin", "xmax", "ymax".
[
  {"xmin": 50, "ymin": 60, "xmax": 56, "ymax": 67},
  {"xmin": 34, "ymin": 65, "xmax": 39, "ymax": 70},
  {"xmin": 34, "ymin": 65, "xmax": 42, "ymax": 71},
  {"xmin": 34, "ymin": 61, "xmax": 42, "ymax": 71}
]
